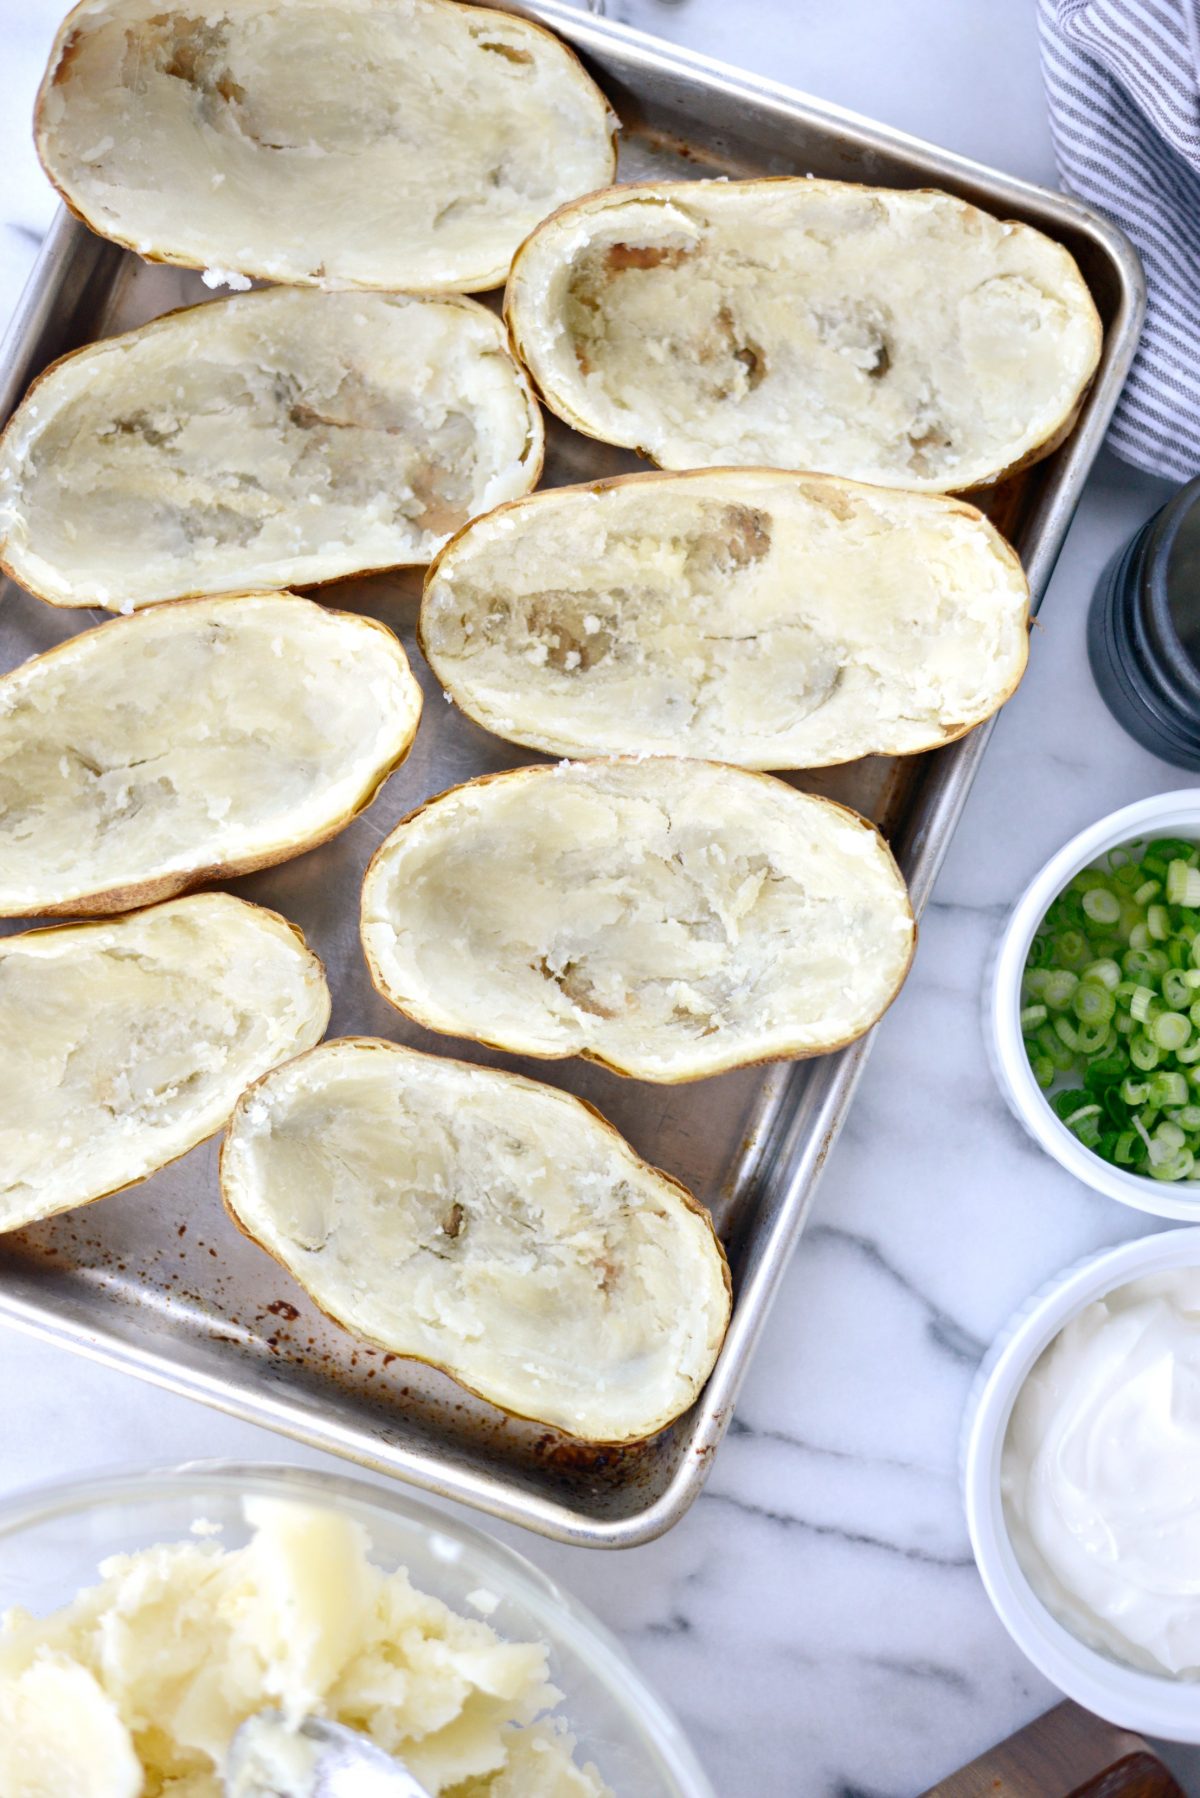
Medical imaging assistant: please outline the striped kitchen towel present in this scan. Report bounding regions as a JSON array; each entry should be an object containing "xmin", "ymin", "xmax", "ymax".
[{"xmin": 1039, "ymin": 0, "xmax": 1200, "ymax": 481}]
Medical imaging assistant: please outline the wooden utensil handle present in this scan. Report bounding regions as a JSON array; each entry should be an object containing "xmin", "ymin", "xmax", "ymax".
[{"xmin": 920, "ymin": 1700, "xmax": 1187, "ymax": 1797}]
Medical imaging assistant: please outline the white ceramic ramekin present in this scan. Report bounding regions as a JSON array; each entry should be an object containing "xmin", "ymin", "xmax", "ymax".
[
  {"xmin": 988, "ymin": 789, "xmax": 1200, "ymax": 1221},
  {"xmin": 962, "ymin": 1227, "xmax": 1200, "ymax": 1741}
]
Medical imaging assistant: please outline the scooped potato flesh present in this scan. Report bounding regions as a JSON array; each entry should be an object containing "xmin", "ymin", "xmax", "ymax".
[
  {"xmin": 35, "ymin": 0, "xmax": 616, "ymax": 291},
  {"xmin": 0, "ymin": 896, "xmax": 330, "ymax": 1233},
  {"xmin": 0, "ymin": 289, "xmax": 542, "ymax": 610},
  {"xmin": 0, "ymin": 593, "xmax": 422, "ymax": 916},
  {"xmin": 0, "ymin": 1498, "xmax": 610, "ymax": 1797},
  {"xmin": 506, "ymin": 181, "xmax": 1102, "ymax": 491},
  {"xmin": 222, "ymin": 1040, "xmax": 732, "ymax": 1441},
  {"xmin": 361, "ymin": 760, "xmax": 916, "ymax": 1081},
  {"xmin": 423, "ymin": 471, "xmax": 1029, "ymax": 768}
]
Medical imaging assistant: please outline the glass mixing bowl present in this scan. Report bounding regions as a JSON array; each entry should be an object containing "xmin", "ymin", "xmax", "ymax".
[{"xmin": 0, "ymin": 1460, "xmax": 715, "ymax": 1796}]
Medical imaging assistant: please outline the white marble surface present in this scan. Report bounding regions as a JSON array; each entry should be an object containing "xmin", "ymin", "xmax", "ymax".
[{"xmin": 1, "ymin": 3, "xmax": 1198, "ymax": 1794}]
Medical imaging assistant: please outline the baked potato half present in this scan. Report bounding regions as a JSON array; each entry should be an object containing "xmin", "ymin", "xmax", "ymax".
[
  {"xmin": 35, "ymin": 0, "xmax": 617, "ymax": 292},
  {"xmin": 0, "ymin": 288, "xmax": 543, "ymax": 611},
  {"xmin": 221, "ymin": 1038, "xmax": 732, "ymax": 1443},
  {"xmin": 421, "ymin": 468, "xmax": 1030, "ymax": 768},
  {"xmin": 361, "ymin": 758, "xmax": 916, "ymax": 1082},
  {"xmin": 0, "ymin": 894, "xmax": 330, "ymax": 1233},
  {"xmin": 505, "ymin": 178, "xmax": 1102, "ymax": 492},
  {"xmin": 0, "ymin": 592, "xmax": 422, "ymax": 917}
]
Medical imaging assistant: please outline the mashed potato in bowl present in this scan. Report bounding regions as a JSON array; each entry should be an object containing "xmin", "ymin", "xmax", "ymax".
[{"xmin": 0, "ymin": 1497, "xmax": 609, "ymax": 1797}]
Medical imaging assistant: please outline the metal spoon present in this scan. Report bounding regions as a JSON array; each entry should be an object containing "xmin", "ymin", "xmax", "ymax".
[{"xmin": 225, "ymin": 1711, "xmax": 431, "ymax": 1798}]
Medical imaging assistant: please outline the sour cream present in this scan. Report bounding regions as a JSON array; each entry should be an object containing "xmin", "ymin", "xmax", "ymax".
[{"xmin": 1001, "ymin": 1268, "xmax": 1200, "ymax": 1678}]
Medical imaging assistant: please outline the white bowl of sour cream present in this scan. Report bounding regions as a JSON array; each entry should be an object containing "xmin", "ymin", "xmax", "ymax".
[{"xmin": 962, "ymin": 1228, "xmax": 1200, "ymax": 1741}]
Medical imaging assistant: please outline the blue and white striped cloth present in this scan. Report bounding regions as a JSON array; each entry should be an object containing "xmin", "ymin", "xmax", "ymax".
[{"xmin": 1039, "ymin": 0, "xmax": 1200, "ymax": 481}]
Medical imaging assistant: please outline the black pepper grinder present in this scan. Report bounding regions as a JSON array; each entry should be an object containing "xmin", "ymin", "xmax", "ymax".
[{"xmin": 1088, "ymin": 475, "xmax": 1200, "ymax": 770}]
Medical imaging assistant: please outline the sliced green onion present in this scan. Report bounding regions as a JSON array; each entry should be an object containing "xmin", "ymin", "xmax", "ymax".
[
  {"xmin": 1082, "ymin": 888, "xmax": 1121, "ymax": 925},
  {"xmin": 1089, "ymin": 937, "xmax": 1124, "ymax": 965},
  {"xmin": 1167, "ymin": 861, "xmax": 1195, "ymax": 905},
  {"xmin": 1082, "ymin": 958, "xmax": 1121, "ymax": 991},
  {"xmin": 1102, "ymin": 1086, "xmax": 1130, "ymax": 1127},
  {"xmin": 1073, "ymin": 982, "xmax": 1115, "ymax": 1025},
  {"xmin": 1152, "ymin": 1011, "xmax": 1192, "ymax": 1051},
  {"xmin": 1130, "ymin": 986, "xmax": 1157, "ymax": 1024},
  {"xmin": 1023, "ymin": 835, "xmax": 1200, "ymax": 1177},
  {"xmin": 1056, "ymin": 895, "xmax": 1087, "ymax": 930},
  {"xmin": 1162, "ymin": 968, "xmax": 1193, "ymax": 1010},
  {"xmin": 1085, "ymin": 1057, "xmax": 1127, "ymax": 1089},
  {"xmin": 1155, "ymin": 1120, "xmax": 1186, "ymax": 1153},
  {"xmin": 1036, "ymin": 1025, "xmax": 1076, "ymax": 1072},
  {"xmin": 1055, "ymin": 930, "xmax": 1091, "ymax": 968},
  {"xmin": 1044, "ymin": 970, "xmax": 1079, "ymax": 1010},
  {"xmin": 1150, "ymin": 839, "xmax": 1200, "ymax": 864},
  {"xmin": 1150, "ymin": 1150, "xmax": 1195, "ymax": 1182},
  {"xmin": 1149, "ymin": 1071, "xmax": 1189, "ymax": 1109}
]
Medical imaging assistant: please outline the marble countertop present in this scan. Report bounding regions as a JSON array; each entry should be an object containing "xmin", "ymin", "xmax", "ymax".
[{"xmin": 2, "ymin": 3, "xmax": 1197, "ymax": 1794}]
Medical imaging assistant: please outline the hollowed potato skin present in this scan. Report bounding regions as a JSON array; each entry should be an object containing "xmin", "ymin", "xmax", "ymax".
[
  {"xmin": 221, "ymin": 1037, "xmax": 733, "ymax": 1443},
  {"xmin": 504, "ymin": 178, "xmax": 1103, "ymax": 493},
  {"xmin": 0, "ymin": 592, "xmax": 423, "ymax": 918},
  {"xmin": 0, "ymin": 288, "xmax": 544, "ymax": 611},
  {"xmin": 361, "ymin": 758, "xmax": 917, "ymax": 1083},
  {"xmin": 35, "ymin": 0, "xmax": 619, "ymax": 292},
  {"xmin": 420, "ymin": 467, "xmax": 1031, "ymax": 770},
  {"xmin": 0, "ymin": 895, "xmax": 331, "ymax": 1233}
]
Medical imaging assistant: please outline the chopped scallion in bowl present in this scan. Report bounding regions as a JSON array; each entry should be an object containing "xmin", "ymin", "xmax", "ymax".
[{"xmin": 1022, "ymin": 837, "xmax": 1200, "ymax": 1182}]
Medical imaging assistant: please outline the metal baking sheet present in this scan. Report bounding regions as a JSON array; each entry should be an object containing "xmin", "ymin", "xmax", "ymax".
[{"xmin": 0, "ymin": 0, "xmax": 1143, "ymax": 1545}]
